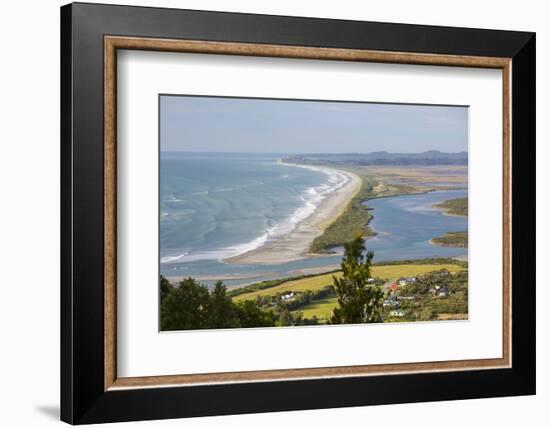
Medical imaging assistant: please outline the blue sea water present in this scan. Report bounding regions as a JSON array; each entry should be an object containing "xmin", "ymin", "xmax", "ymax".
[{"xmin": 160, "ymin": 152, "xmax": 467, "ymax": 286}]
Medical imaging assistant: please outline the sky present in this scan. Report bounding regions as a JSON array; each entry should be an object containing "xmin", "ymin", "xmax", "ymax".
[{"xmin": 160, "ymin": 95, "xmax": 468, "ymax": 154}]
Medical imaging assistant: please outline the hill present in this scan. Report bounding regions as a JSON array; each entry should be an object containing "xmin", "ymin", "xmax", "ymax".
[{"xmin": 283, "ymin": 150, "xmax": 468, "ymax": 166}]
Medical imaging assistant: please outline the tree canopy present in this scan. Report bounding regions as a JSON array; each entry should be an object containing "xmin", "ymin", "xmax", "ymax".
[
  {"xmin": 160, "ymin": 277, "xmax": 276, "ymax": 331},
  {"xmin": 330, "ymin": 236, "xmax": 383, "ymax": 324}
]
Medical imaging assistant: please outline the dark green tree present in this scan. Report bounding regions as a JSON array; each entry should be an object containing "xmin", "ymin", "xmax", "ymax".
[
  {"xmin": 160, "ymin": 278, "xmax": 211, "ymax": 331},
  {"xmin": 160, "ymin": 275, "xmax": 171, "ymax": 301},
  {"xmin": 330, "ymin": 236, "xmax": 383, "ymax": 324},
  {"xmin": 208, "ymin": 281, "xmax": 240, "ymax": 328},
  {"xmin": 277, "ymin": 307, "xmax": 293, "ymax": 326},
  {"xmin": 275, "ymin": 305, "xmax": 305, "ymax": 326},
  {"xmin": 160, "ymin": 276, "xmax": 277, "ymax": 331},
  {"xmin": 235, "ymin": 300, "xmax": 275, "ymax": 328}
]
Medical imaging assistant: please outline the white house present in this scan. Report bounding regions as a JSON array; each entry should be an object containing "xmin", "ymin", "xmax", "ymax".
[
  {"xmin": 281, "ymin": 292, "xmax": 294, "ymax": 301},
  {"xmin": 389, "ymin": 310, "xmax": 405, "ymax": 317},
  {"xmin": 397, "ymin": 277, "xmax": 417, "ymax": 286}
]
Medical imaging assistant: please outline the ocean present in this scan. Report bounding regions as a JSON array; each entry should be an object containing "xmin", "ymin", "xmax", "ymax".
[{"xmin": 160, "ymin": 152, "xmax": 467, "ymax": 286}]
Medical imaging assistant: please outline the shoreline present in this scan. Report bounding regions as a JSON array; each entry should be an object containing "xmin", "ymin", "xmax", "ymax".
[
  {"xmin": 223, "ymin": 162, "xmax": 362, "ymax": 265},
  {"xmin": 436, "ymin": 210, "xmax": 465, "ymax": 217}
]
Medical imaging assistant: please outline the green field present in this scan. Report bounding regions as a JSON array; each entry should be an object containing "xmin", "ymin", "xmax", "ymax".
[
  {"xmin": 297, "ymin": 296, "xmax": 338, "ymax": 320},
  {"xmin": 233, "ymin": 263, "xmax": 464, "ymax": 302},
  {"xmin": 433, "ymin": 197, "xmax": 468, "ymax": 217}
]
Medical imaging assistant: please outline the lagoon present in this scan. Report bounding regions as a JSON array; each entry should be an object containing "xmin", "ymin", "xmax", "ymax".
[{"xmin": 364, "ymin": 189, "xmax": 467, "ymax": 260}]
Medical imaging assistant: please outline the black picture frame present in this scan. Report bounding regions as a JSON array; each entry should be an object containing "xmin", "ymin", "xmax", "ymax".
[{"xmin": 61, "ymin": 2, "xmax": 535, "ymax": 424}]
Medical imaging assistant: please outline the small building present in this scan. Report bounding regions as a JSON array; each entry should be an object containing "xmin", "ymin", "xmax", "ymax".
[
  {"xmin": 389, "ymin": 310, "xmax": 405, "ymax": 317},
  {"xmin": 397, "ymin": 277, "xmax": 417, "ymax": 286},
  {"xmin": 437, "ymin": 286, "xmax": 450, "ymax": 297},
  {"xmin": 281, "ymin": 292, "xmax": 294, "ymax": 301}
]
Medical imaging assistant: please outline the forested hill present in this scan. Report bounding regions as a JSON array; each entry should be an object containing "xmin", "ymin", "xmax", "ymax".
[{"xmin": 283, "ymin": 150, "xmax": 468, "ymax": 166}]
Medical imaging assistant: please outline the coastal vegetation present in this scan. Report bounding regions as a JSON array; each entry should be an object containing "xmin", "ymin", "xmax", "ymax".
[
  {"xmin": 433, "ymin": 197, "xmax": 468, "ymax": 216},
  {"xmin": 309, "ymin": 176, "xmax": 376, "ymax": 253},
  {"xmin": 431, "ymin": 231, "xmax": 468, "ymax": 248},
  {"xmin": 374, "ymin": 257, "xmax": 467, "ymax": 268}
]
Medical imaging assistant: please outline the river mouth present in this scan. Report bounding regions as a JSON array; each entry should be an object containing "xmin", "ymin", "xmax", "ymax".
[{"xmin": 162, "ymin": 186, "xmax": 467, "ymax": 287}]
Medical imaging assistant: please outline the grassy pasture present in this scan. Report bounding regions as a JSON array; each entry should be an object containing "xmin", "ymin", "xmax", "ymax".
[
  {"xmin": 233, "ymin": 263, "xmax": 464, "ymax": 302},
  {"xmin": 298, "ymin": 296, "xmax": 338, "ymax": 320}
]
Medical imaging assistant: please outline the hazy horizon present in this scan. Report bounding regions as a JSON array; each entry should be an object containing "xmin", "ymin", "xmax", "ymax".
[
  {"xmin": 160, "ymin": 95, "xmax": 468, "ymax": 153},
  {"xmin": 159, "ymin": 149, "xmax": 468, "ymax": 154}
]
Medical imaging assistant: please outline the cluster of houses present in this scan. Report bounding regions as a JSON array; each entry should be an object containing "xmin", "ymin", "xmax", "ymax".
[
  {"xmin": 383, "ymin": 278, "xmax": 408, "ymax": 316},
  {"xmin": 386, "ymin": 276, "xmax": 416, "ymax": 291},
  {"xmin": 383, "ymin": 297, "xmax": 405, "ymax": 317},
  {"xmin": 382, "ymin": 275, "xmax": 451, "ymax": 317}
]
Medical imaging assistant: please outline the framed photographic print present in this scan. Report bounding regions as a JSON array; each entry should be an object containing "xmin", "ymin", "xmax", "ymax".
[{"xmin": 60, "ymin": 2, "xmax": 536, "ymax": 424}]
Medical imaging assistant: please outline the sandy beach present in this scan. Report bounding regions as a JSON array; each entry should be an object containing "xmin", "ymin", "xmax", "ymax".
[{"xmin": 223, "ymin": 164, "xmax": 362, "ymax": 265}]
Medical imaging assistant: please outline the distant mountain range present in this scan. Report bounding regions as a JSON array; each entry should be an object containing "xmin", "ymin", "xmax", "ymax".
[{"xmin": 283, "ymin": 150, "xmax": 468, "ymax": 166}]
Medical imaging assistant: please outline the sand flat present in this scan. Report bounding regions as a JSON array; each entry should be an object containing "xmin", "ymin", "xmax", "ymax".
[
  {"xmin": 166, "ymin": 272, "xmax": 276, "ymax": 283},
  {"xmin": 224, "ymin": 166, "xmax": 361, "ymax": 265}
]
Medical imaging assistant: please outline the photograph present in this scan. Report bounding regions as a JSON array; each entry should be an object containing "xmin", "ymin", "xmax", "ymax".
[{"xmin": 159, "ymin": 95, "xmax": 469, "ymax": 330}]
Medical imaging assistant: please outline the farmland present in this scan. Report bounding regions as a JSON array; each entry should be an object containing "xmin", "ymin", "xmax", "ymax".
[{"xmin": 233, "ymin": 263, "xmax": 464, "ymax": 302}]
